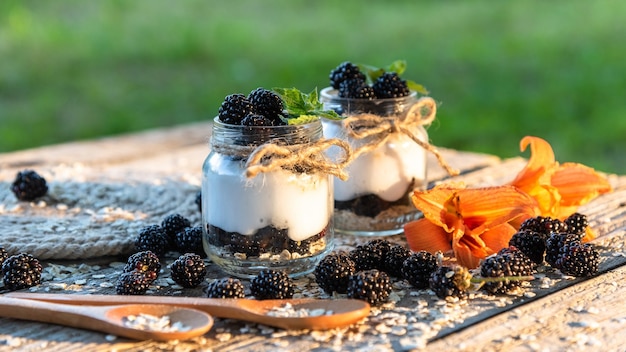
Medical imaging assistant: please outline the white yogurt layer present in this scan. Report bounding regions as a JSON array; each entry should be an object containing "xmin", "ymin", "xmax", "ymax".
[
  {"xmin": 322, "ymin": 119, "xmax": 426, "ymax": 202},
  {"xmin": 204, "ymin": 158, "xmax": 332, "ymax": 242}
]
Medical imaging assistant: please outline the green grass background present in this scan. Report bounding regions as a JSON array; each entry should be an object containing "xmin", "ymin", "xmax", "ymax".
[{"xmin": 1, "ymin": 0, "xmax": 624, "ymax": 173}]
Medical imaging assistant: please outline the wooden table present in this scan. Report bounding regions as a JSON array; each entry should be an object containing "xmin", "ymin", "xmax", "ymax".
[{"xmin": 0, "ymin": 121, "xmax": 624, "ymax": 351}]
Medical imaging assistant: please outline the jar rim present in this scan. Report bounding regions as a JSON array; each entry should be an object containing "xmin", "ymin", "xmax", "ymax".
[
  {"xmin": 320, "ymin": 87, "xmax": 418, "ymax": 103},
  {"xmin": 212, "ymin": 116, "xmax": 321, "ymax": 129}
]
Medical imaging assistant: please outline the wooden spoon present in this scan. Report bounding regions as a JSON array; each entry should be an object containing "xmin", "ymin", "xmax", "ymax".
[
  {"xmin": 6, "ymin": 293, "xmax": 370, "ymax": 330},
  {"xmin": 0, "ymin": 296, "xmax": 213, "ymax": 341}
]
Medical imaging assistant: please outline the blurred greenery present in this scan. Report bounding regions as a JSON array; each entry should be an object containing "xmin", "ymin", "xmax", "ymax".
[{"xmin": 1, "ymin": 0, "xmax": 624, "ymax": 173}]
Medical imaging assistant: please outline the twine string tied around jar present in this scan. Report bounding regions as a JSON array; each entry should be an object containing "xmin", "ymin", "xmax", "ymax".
[
  {"xmin": 245, "ymin": 138, "xmax": 353, "ymax": 180},
  {"xmin": 342, "ymin": 96, "xmax": 459, "ymax": 176}
]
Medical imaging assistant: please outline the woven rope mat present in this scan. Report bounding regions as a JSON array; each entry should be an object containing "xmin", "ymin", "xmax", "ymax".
[{"xmin": 0, "ymin": 177, "xmax": 201, "ymax": 260}]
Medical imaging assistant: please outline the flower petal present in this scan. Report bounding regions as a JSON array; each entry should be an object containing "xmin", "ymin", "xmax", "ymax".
[
  {"xmin": 551, "ymin": 162, "xmax": 612, "ymax": 208},
  {"xmin": 453, "ymin": 186, "xmax": 538, "ymax": 234},
  {"xmin": 404, "ymin": 218, "xmax": 453, "ymax": 254},
  {"xmin": 480, "ymin": 223, "xmax": 517, "ymax": 254},
  {"xmin": 510, "ymin": 136, "xmax": 556, "ymax": 193}
]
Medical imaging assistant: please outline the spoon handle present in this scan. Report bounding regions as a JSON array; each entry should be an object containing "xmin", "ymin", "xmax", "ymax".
[
  {"xmin": 5, "ymin": 292, "xmax": 263, "ymax": 320},
  {"xmin": 0, "ymin": 296, "xmax": 111, "ymax": 331}
]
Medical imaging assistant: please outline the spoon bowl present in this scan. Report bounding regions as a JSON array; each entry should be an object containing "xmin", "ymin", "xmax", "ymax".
[
  {"xmin": 0, "ymin": 297, "xmax": 213, "ymax": 341},
  {"xmin": 6, "ymin": 293, "xmax": 370, "ymax": 330}
]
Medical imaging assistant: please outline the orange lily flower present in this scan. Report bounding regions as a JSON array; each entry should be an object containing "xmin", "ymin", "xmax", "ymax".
[
  {"xmin": 404, "ymin": 185, "xmax": 537, "ymax": 268},
  {"xmin": 509, "ymin": 136, "xmax": 612, "ymax": 221}
]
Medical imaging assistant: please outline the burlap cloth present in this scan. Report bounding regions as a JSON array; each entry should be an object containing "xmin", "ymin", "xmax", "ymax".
[{"xmin": 0, "ymin": 167, "xmax": 201, "ymax": 260}]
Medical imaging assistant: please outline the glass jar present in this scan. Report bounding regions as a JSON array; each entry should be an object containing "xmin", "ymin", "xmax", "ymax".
[
  {"xmin": 202, "ymin": 117, "xmax": 334, "ymax": 278},
  {"xmin": 320, "ymin": 87, "xmax": 430, "ymax": 236}
]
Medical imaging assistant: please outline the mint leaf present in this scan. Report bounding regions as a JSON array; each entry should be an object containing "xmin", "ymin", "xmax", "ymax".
[
  {"xmin": 286, "ymin": 114, "xmax": 319, "ymax": 125},
  {"xmin": 273, "ymin": 87, "xmax": 341, "ymax": 123},
  {"xmin": 407, "ymin": 80, "xmax": 429, "ymax": 95},
  {"xmin": 386, "ymin": 60, "xmax": 407, "ymax": 75}
]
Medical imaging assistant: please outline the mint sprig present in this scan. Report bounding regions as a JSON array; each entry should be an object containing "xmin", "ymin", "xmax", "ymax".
[
  {"xmin": 357, "ymin": 59, "xmax": 429, "ymax": 95},
  {"xmin": 273, "ymin": 87, "xmax": 341, "ymax": 121}
]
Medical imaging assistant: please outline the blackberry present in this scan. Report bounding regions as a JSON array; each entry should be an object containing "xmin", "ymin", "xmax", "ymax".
[
  {"xmin": 349, "ymin": 239, "xmax": 391, "ymax": 271},
  {"xmin": 372, "ymin": 72, "xmax": 410, "ymax": 98},
  {"xmin": 241, "ymin": 113, "xmax": 276, "ymax": 126},
  {"xmin": 1, "ymin": 253, "xmax": 43, "ymax": 291},
  {"xmin": 170, "ymin": 253, "xmax": 207, "ymax": 288},
  {"xmin": 346, "ymin": 269, "xmax": 392, "ymax": 306},
  {"xmin": 135, "ymin": 225, "xmax": 169, "ymax": 256},
  {"xmin": 329, "ymin": 61, "xmax": 366, "ymax": 90},
  {"xmin": 11, "ymin": 170, "xmax": 48, "ymax": 201},
  {"xmin": 250, "ymin": 269, "xmax": 294, "ymax": 300},
  {"xmin": 555, "ymin": 242, "xmax": 599, "ymax": 277},
  {"xmin": 545, "ymin": 232, "xmax": 581, "ymax": 268},
  {"xmin": 206, "ymin": 277, "xmax": 246, "ymax": 299},
  {"xmin": 564, "ymin": 213, "xmax": 588, "ymax": 236},
  {"xmin": 429, "ymin": 265, "xmax": 471, "ymax": 300},
  {"xmin": 314, "ymin": 251, "xmax": 356, "ymax": 294},
  {"xmin": 175, "ymin": 226, "xmax": 205, "ymax": 256},
  {"xmin": 116, "ymin": 270, "xmax": 152, "ymax": 295},
  {"xmin": 382, "ymin": 244, "xmax": 411, "ymax": 277},
  {"xmin": 123, "ymin": 251, "xmax": 161, "ymax": 281},
  {"xmin": 161, "ymin": 213, "xmax": 191, "ymax": 245},
  {"xmin": 248, "ymin": 88, "xmax": 285, "ymax": 122},
  {"xmin": 0, "ymin": 247, "xmax": 8, "ymax": 268},
  {"xmin": 338, "ymin": 77, "xmax": 373, "ymax": 99},
  {"xmin": 195, "ymin": 191, "xmax": 202, "ymax": 212},
  {"xmin": 218, "ymin": 93, "xmax": 253, "ymax": 125},
  {"xmin": 401, "ymin": 251, "xmax": 438, "ymax": 289},
  {"xmin": 479, "ymin": 247, "xmax": 535, "ymax": 294},
  {"xmin": 509, "ymin": 229, "xmax": 547, "ymax": 264},
  {"xmin": 519, "ymin": 216, "xmax": 568, "ymax": 237}
]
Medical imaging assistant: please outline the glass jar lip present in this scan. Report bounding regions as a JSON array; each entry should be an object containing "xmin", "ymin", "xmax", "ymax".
[
  {"xmin": 212, "ymin": 116, "xmax": 321, "ymax": 129},
  {"xmin": 320, "ymin": 87, "xmax": 418, "ymax": 103}
]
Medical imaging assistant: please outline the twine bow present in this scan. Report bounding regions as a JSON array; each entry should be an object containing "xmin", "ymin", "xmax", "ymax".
[
  {"xmin": 342, "ymin": 96, "xmax": 459, "ymax": 176},
  {"xmin": 245, "ymin": 138, "xmax": 353, "ymax": 180}
]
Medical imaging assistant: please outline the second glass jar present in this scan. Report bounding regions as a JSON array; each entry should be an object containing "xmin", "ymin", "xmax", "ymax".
[{"xmin": 320, "ymin": 87, "xmax": 428, "ymax": 236}]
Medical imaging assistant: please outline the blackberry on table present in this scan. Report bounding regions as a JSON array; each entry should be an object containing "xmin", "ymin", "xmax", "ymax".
[
  {"xmin": 135, "ymin": 225, "xmax": 169, "ymax": 256},
  {"xmin": 509, "ymin": 229, "xmax": 547, "ymax": 264},
  {"xmin": 564, "ymin": 213, "xmax": 589, "ymax": 236},
  {"xmin": 206, "ymin": 277, "xmax": 246, "ymax": 299},
  {"xmin": 519, "ymin": 216, "xmax": 568, "ymax": 237},
  {"xmin": 349, "ymin": 239, "xmax": 391, "ymax": 271},
  {"xmin": 401, "ymin": 251, "xmax": 438, "ymax": 289},
  {"xmin": 329, "ymin": 61, "xmax": 366, "ymax": 90},
  {"xmin": 218, "ymin": 93, "xmax": 253, "ymax": 125},
  {"xmin": 0, "ymin": 247, "xmax": 8, "ymax": 268},
  {"xmin": 555, "ymin": 242, "xmax": 599, "ymax": 277},
  {"xmin": 479, "ymin": 247, "xmax": 535, "ymax": 295},
  {"xmin": 170, "ymin": 253, "xmax": 207, "ymax": 288},
  {"xmin": 382, "ymin": 244, "xmax": 411, "ymax": 278},
  {"xmin": 429, "ymin": 265, "xmax": 471, "ymax": 300},
  {"xmin": 346, "ymin": 269, "xmax": 392, "ymax": 306},
  {"xmin": 1, "ymin": 253, "xmax": 43, "ymax": 291},
  {"xmin": 123, "ymin": 250, "xmax": 161, "ymax": 281},
  {"xmin": 545, "ymin": 232, "xmax": 581, "ymax": 268},
  {"xmin": 161, "ymin": 213, "xmax": 191, "ymax": 244},
  {"xmin": 250, "ymin": 269, "xmax": 294, "ymax": 300},
  {"xmin": 116, "ymin": 270, "xmax": 152, "ymax": 295},
  {"xmin": 314, "ymin": 251, "xmax": 356, "ymax": 294},
  {"xmin": 11, "ymin": 170, "xmax": 48, "ymax": 201},
  {"xmin": 372, "ymin": 72, "xmax": 410, "ymax": 98},
  {"xmin": 248, "ymin": 88, "xmax": 285, "ymax": 122},
  {"xmin": 175, "ymin": 226, "xmax": 205, "ymax": 256}
]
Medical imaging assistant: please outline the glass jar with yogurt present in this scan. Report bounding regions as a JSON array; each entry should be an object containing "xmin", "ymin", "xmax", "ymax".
[
  {"xmin": 320, "ymin": 87, "xmax": 432, "ymax": 236},
  {"xmin": 202, "ymin": 117, "xmax": 334, "ymax": 278}
]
